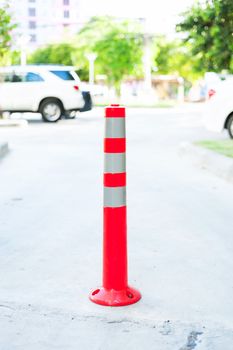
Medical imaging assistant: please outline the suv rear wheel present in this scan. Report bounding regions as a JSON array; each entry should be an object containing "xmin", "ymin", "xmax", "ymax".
[
  {"xmin": 226, "ymin": 114, "xmax": 233, "ymax": 139},
  {"xmin": 64, "ymin": 110, "xmax": 77, "ymax": 119},
  {"xmin": 39, "ymin": 98, "xmax": 63, "ymax": 122}
]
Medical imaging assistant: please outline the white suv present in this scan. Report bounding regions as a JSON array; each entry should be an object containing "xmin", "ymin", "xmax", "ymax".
[
  {"xmin": 0, "ymin": 65, "xmax": 92, "ymax": 122},
  {"xmin": 204, "ymin": 77, "xmax": 233, "ymax": 138}
]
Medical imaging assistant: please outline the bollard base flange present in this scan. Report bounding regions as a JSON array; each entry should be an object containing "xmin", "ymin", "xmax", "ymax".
[{"xmin": 89, "ymin": 286, "xmax": 141, "ymax": 306}]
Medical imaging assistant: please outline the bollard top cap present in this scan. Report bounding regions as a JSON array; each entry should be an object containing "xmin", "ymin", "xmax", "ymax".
[{"xmin": 105, "ymin": 104, "xmax": 125, "ymax": 118}]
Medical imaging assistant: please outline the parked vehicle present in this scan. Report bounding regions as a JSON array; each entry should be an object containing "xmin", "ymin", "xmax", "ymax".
[
  {"xmin": 204, "ymin": 72, "xmax": 222, "ymax": 100},
  {"xmin": 0, "ymin": 65, "xmax": 92, "ymax": 122},
  {"xmin": 204, "ymin": 77, "xmax": 233, "ymax": 138}
]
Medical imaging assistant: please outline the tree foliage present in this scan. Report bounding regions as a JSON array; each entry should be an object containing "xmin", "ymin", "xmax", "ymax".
[
  {"xmin": 153, "ymin": 36, "xmax": 202, "ymax": 82},
  {"xmin": 73, "ymin": 16, "xmax": 144, "ymax": 93},
  {"xmin": 0, "ymin": 2, "xmax": 16, "ymax": 62},
  {"xmin": 176, "ymin": 0, "xmax": 233, "ymax": 73},
  {"xmin": 29, "ymin": 43, "xmax": 75, "ymax": 66},
  {"xmin": 28, "ymin": 17, "xmax": 144, "ymax": 91}
]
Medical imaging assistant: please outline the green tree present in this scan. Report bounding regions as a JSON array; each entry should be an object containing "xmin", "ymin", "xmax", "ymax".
[
  {"xmin": 28, "ymin": 42, "xmax": 89, "ymax": 80},
  {"xmin": 29, "ymin": 43, "xmax": 75, "ymax": 66},
  {"xmin": 28, "ymin": 17, "xmax": 144, "ymax": 92},
  {"xmin": 176, "ymin": 0, "xmax": 233, "ymax": 73},
  {"xmin": 73, "ymin": 16, "xmax": 144, "ymax": 95},
  {"xmin": 0, "ymin": 2, "xmax": 16, "ymax": 63},
  {"xmin": 153, "ymin": 36, "xmax": 202, "ymax": 82}
]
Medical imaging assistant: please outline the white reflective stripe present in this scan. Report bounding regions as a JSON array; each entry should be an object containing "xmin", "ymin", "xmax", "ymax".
[
  {"xmin": 105, "ymin": 118, "xmax": 125, "ymax": 138},
  {"xmin": 104, "ymin": 153, "xmax": 126, "ymax": 173},
  {"xmin": 104, "ymin": 186, "xmax": 126, "ymax": 207}
]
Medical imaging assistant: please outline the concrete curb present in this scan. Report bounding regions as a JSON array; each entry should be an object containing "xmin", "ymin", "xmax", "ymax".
[
  {"xmin": 179, "ymin": 142, "xmax": 233, "ymax": 183},
  {"xmin": 0, "ymin": 119, "xmax": 28, "ymax": 127},
  {"xmin": 0, "ymin": 142, "xmax": 9, "ymax": 159}
]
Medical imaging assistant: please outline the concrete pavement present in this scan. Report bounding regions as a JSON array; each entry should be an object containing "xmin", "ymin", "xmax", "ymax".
[
  {"xmin": 0, "ymin": 107, "xmax": 232, "ymax": 349},
  {"xmin": 0, "ymin": 118, "xmax": 28, "ymax": 127},
  {"xmin": 179, "ymin": 142, "xmax": 233, "ymax": 183},
  {"xmin": 0, "ymin": 141, "xmax": 8, "ymax": 158}
]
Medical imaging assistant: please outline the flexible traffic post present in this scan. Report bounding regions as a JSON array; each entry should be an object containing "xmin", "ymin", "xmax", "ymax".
[{"xmin": 90, "ymin": 104, "xmax": 141, "ymax": 306}]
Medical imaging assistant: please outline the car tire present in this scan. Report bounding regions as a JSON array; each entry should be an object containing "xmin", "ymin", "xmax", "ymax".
[
  {"xmin": 64, "ymin": 111, "xmax": 77, "ymax": 119},
  {"xmin": 226, "ymin": 115, "xmax": 233, "ymax": 139},
  {"xmin": 39, "ymin": 98, "xmax": 63, "ymax": 122}
]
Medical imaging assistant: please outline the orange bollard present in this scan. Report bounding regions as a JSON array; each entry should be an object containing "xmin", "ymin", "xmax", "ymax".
[{"xmin": 90, "ymin": 104, "xmax": 141, "ymax": 306}]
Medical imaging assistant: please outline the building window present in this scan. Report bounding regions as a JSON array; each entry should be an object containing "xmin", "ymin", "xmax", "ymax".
[
  {"xmin": 64, "ymin": 10, "xmax": 69, "ymax": 18},
  {"xmin": 30, "ymin": 34, "xmax": 37, "ymax": 42},
  {"xmin": 29, "ymin": 21, "xmax": 36, "ymax": 29},
  {"xmin": 63, "ymin": 0, "xmax": 69, "ymax": 5},
  {"xmin": 28, "ymin": 8, "xmax": 36, "ymax": 16}
]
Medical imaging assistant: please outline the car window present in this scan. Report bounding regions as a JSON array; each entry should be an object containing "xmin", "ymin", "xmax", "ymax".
[
  {"xmin": 11, "ymin": 73, "xmax": 23, "ymax": 82},
  {"xmin": 0, "ymin": 73, "xmax": 10, "ymax": 82},
  {"xmin": 25, "ymin": 72, "xmax": 44, "ymax": 82},
  {"xmin": 50, "ymin": 70, "xmax": 75, "ymax": 80},
  {"xmin": 0, "ymin": 72, "xmax": 44, "ymax": 83},
  {"xmin": 0, "ymin": 73, "xmax": 23, "ymax": 82}
]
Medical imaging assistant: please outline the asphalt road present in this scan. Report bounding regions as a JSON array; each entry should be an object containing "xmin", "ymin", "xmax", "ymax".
[{"xmin": 0, "ymin": 106, "xmax": 232, "ymax": 350}]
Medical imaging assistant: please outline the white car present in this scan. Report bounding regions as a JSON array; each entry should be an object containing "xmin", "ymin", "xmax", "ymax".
[
  {"xmin": 0, "ymin": 65, "xmax": 92, "ymax": 122},
  {"xmin": 204, "ymin": 77, "xmax": 233, "ymax": 138}
]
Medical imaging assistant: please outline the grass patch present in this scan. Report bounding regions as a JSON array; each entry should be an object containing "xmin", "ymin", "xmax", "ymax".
[
  {"xmin": 196, "ymin": 139, "xmax": 233, "ymax": 158},
  {"xmin": 94, "ymin": 99, "xmax": 178, "ymax": 108},
  {"xmin": 94, "ymin": 101, "xmax": 176, "ymax": 108},
  {"xmin": 124, "ymin": 102, "xmax": 175, "ymax": 108}
]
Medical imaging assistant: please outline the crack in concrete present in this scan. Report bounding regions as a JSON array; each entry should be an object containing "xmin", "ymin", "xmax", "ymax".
[
  {"xmin": 0, "ymin": 304, "xmax": 15, "ymax": 310},
  {"xmin": 107, "ymin": 319, "xmax": 141, "ymax": 325},
  {"xmin": 0, "ymin": 301, "xmax": 145, "ymax": 326},
  {"xmin": 179, "ymin": 331, "xmax": 203, "ymax": 350},
  {"xmin": 0, "ymin": 300, "xmax": 207, "ymax": 342}
]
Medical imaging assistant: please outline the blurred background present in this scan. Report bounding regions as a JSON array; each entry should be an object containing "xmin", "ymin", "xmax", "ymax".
[
  {"xmin": 0, "ymin": 3, "xmax": 233, "ymax": 347},
  {"xmin": 0, "ymin": 0, "xmax": 232, "ymax": 106}
]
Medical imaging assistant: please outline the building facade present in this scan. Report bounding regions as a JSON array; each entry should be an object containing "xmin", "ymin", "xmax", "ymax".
[{"xmin": 8, "ymin": 0, "xmax": 83, "ymax": 50}]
